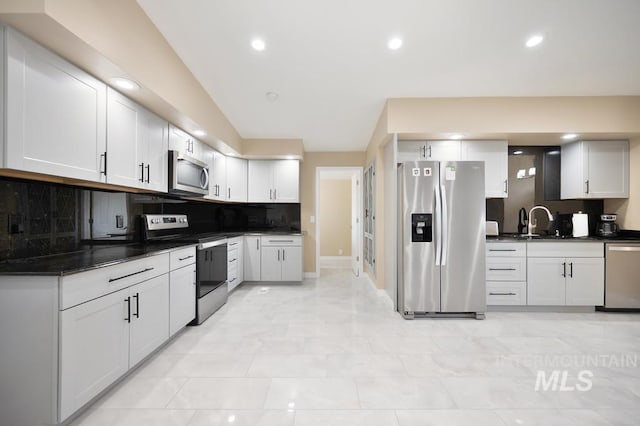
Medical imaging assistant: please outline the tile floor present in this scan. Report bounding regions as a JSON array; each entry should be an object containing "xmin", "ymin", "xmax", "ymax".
[{"xmin": 72, "ymin": 269, "xmax": 640, "ymax": 425}]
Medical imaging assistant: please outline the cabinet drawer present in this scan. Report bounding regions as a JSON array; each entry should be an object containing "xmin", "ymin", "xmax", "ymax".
[
  {"xmin": 60, "ymin": 253, "xmax": 169, "ymax": 310},
  {"xmin": 486, "ymin": 257, "xmax": 526, "ymax": 281},
  {"xmin": 170, "ymin": 246, "xmax": 196, "ymax": 270},
  {"xmin": 261, "ymin": 235, "xmax": 302, "ymax": 246},
  {"xmin": 527, "ymin": 242, "xmax": 603, "ymax": 258},
  {"xmin": 486, "ymin": 282, "xmax": 527, "ymax": 305},
  {"xmin": 486, "ymin": 242, "xmax": 526, "ymax": 257},
  {"xmin": 227, "ymin": 237, "xmax": 242, "ymax": 249}
]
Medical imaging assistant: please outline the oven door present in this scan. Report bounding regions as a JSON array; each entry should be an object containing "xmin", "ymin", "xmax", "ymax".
[
  {"xmin": 169, "ymin": 150, "xmax": 209, "ymax": 196},
  {"xmin": 197, "ymin": 240, "xmax": 227, "ymax": 298}
]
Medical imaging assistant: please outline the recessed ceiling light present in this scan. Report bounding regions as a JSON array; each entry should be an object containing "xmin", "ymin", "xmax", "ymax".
[
  {"xmin": 286, "ymin": 155, "xmax": 294, "ymax": 160},
  {"xmin": 449, "ymin": 134, "xmax": 463, "ymax": 140},
  {"xmin": 110, "ymin": 77, "xmax": 140, "ymax": 91},
  {"xmin": 193, "ymin": 129, "xmax": 206, "ymax": 137},
  {"xmin": 525, "ymin": 34, "xmax": 544, "ymax": 48},
  {"xmin": 251, "ymin": 38, "xmax": 266, "ymax": 51},
  {"xmin": 513, "ymin": 150, "xmax": 524, "ymax": 155},
  {"xmin": 387, "ymin": 37, "xmax": 403, "ymax": 50},
  {"xmin": 562, "ymin": 133, "xmax": 578, "ymax": 140},
  {"xmin": 265, "ymin": 91, "xmax": 279, "ymax": 102}
]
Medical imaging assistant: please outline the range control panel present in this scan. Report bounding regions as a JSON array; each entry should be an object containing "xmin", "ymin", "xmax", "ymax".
[
  {"xmin": 144, "ymin": 214, "xmax": 189, "ymax": 230},
  {"xmin": 411, "ymin": 213, "xmax": 432, "ymax": 242}
]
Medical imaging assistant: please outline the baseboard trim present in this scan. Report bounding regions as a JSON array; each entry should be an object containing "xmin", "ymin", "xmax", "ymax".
[
  {"xmin": 304, "ymin": 272, "xmax": 320, "ymax": 279},
  {"xmin": 319, "ymin": 256, "xmax": 352, "ymax": 269}
]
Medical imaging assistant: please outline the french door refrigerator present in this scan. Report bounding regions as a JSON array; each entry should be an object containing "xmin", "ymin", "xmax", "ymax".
[{"xmin": 398, "ymin": 161, "xmax": 486, "ymax": 319}]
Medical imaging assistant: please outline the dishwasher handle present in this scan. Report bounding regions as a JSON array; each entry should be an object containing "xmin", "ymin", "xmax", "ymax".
[{"xmin": 608, "ymin": 246, "xmax": 640, "ymax": 252}]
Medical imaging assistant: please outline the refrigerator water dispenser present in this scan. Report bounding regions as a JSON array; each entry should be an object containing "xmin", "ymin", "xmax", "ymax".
[{"xmin": 411, "ymin": 213, "xmax": 432, "ymax": 242}]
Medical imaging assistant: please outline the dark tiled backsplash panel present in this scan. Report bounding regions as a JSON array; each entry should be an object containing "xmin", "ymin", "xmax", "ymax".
[
  {"xmin": 0, "ymin": 178, "xmax": 80, "ymax": 260},
  {"xmin": 0, "ymin": 177, "xmax": 301, "ymax": 261}
]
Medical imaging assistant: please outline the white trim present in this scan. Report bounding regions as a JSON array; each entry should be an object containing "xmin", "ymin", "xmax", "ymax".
[
  {"xmin": 315, "ymin": 166, "xmax": 364, "ymax": 279},
  {"xmin": 364, "ymin": 271, "xmax": 394, "ymax": 309},
  {"xmin": 304, "ymin": 272, "xmax": 320, "ymax": 279},
  {"xmin": 319, "ymin": 256, "xmax": 352, "ymax": 269}
]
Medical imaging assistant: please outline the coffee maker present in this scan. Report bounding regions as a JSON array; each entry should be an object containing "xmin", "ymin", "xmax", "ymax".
[{"xmin": 596, "ymin": 214, "xmax": 619, "ymax": 237}]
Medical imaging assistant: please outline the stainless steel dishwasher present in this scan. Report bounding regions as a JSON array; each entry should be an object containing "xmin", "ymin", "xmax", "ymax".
[{"xmin": 604, "ymin": 243, "xmax": 640, "ymax": 310}]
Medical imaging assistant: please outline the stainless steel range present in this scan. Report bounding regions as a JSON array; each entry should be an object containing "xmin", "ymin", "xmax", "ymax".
[{"xmin": 143, "ymin": 214, "xmax": 228, "ymax": 324}]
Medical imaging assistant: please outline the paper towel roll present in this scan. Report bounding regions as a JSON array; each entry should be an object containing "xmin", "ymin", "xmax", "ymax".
[{"xmin": 572, "ymin": 212, "xmax": 589, "ymax": 237}]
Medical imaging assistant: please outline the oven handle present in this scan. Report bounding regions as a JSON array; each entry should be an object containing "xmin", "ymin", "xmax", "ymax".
[{"xmin": 199, "ymin": 239, "xmax": 228, "ymax": 250}]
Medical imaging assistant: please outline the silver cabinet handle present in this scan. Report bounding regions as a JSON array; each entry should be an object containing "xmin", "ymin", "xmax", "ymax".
[
  {"xmin": 256, "ymin": 239, "xmax": 259, "ymax": 250},
  {"xmin": 277, "ymin": 250, "xmax": 280, "ymax": 261},
  {"xmin": 179, "ymin": 255, "xmax": 194, "ymax": 261},
  {"xmin": 109, "ymin": 267, "xmax": 154, "ymax": 283},
  {"xmin": 488, "ymin": 268, "xmax": 516, "ymax": 271},
  {"xmin": 274, "ymin": 189, "xmax": 277, "ymax": 200},
  {"xmin": 269, "ymin": 189, "xmax": 272, "ymax": 200},
  {"xmin": 228, "ymin": 187, "xmax": 231, "ymax": 198},
  {"xmin": 269, "ymin": 239, "xmax": 294, "ymax": 243},
  {"xmin": 489, "ymin": 249, "xmax": 516, "ymax": 252},
  {"xmin": 100, "ymin": 152, "xmax": 107, "ymax": 176},
  {"xmin": 489, "ymin": 292, "xmax": 517, "ymax": 296}
]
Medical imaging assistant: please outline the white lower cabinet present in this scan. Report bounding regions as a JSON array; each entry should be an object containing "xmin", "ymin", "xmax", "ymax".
[
  {"xmin": 527, "ymin": 242, "xmax": 604, "ymax": 306},
  {"xmin": 169, "ymin": 265, "xmax": 196, "ymax": 336},
  {"xmin": 60, "ymin": 275, "xmax": 169, "ymax": 419},
  {"xmin": 244, "ymin": 236, "xmax": 262, "ymax": 281},
  {"xmin": 486, "ymin": 242, "xmax": 527, "ymax": 305},
  {"xmin": 260, "ymin": 236, "xmax": 303, "ymax": 282},
  {"xmin": 128, "ymin": 275, "xmax": 169, "ymax": 366},
  {"xmin": 227, "ymin": 237, "xmax": 244, "ymax": 291},
  {"xmin": 59, "ymin": 287, "xmax": 130, "ymax": 421}
]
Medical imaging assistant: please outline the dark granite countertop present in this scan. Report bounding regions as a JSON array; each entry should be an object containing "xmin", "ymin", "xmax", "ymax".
[
  {"xmin": 487, "ymin": 233, "xmax": 640, "ymax": 243},
  {"xmin": 0, "ymin": 242, "xmax": 196, "ymax": 276}
]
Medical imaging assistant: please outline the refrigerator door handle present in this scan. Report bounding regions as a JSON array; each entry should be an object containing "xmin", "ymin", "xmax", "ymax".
[
  {"xmin": 440, "ymin": 184, "xmax": 448, "ymax": 266},
  {"xmin": 434, "ymin": 183, "xmax": 442, "ymax": 266}
]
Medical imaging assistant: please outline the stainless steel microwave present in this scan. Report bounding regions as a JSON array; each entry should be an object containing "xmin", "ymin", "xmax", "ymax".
[{"xmin": 169, "ymin": 150, "xmax": 209, "ymax": 196}]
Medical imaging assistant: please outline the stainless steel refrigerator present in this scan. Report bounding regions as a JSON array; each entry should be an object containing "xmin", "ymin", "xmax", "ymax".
[{"xmin": 398, "ymin": 161, "xmax": 486, "ymax": 319}]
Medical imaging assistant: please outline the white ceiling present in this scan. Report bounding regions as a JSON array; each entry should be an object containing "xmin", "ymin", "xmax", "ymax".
[{"xmin": 137, "ymin": 0, "xmax": 640, "ymax": 152}]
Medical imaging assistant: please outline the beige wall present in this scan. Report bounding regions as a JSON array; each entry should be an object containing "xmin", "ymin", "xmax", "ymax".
[
  {"xmin": 301, "ymin": 152, "xmax": 365, "ymax": 273},
  {"xmin": 319, "ymin": 179, "xmax": 352, "ymax": 257},
  {"xmin": 242, "ymin": 139, "xmax": 304, "ymax": 159},
  {"xmin": 605, "ymin": 137, "xmax": 640, "ymax": 229}
]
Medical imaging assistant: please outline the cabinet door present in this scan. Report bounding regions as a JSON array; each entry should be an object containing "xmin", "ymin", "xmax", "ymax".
[
  {"xmin": 227, "ymin": 156, "xmax": 248, "ymax": 202},
  {"xmin": 169, "ymin": 125, "xmax": 197, "ymax": 158},
  {"xmin": 248, "ymin": 160, "xmax": 274, "ymax": 202},
  {"xmin": 106, "ymin": 88, "xmax": 144, "ymax": 188},
  {"xmin": 5, "ymin": 28, "xmax": 107, "ymax": 182},
  {"xmin": 260, "ymin": 246, "xmax": 282, "ymax": 281},
  {"xmin": 585, "ymin": 140, "xmax": 629, "ymax": 198},
  {"xmin": 143, "ymin": 111, "xmax": 169, "ymax": 193},
  {"xmin": 211, "ymin": 151, "xmax": 227, "ymax": 200},
  {"xmin": 169, "ymin": 265, "xmax": 196, "ymax": 336},
  {"xmin": 527, "ymin": 257, "xmax": 566, "ymax": 305},
  {"xmin": 244, "ymin": 236, "xmax": 262, "ymax": 281},
  {"xmin": 560, "ymin": 142, "xmax": 586, "ymax": 199},
  {"xmin": 565, "ymin": 257, "xmax": 604, "ymax": 306},
  {"xmin": 397, "ymin": 141, "xmax": 427, "ymax": 162},
  {"xmin": 426, "ymin": 141, "xmax": 461, "ymax": 161},
  {"xmin": 281, "ymin": 246, "xmax": 303, "ymax": 281},
  {"xmin": 461, "ymin": 140, "xmax": 508, "ymax": 198},
  {"xmin": 273, "ymin": 160, "xmax": 300, "ymax": 202},
  {"xmin": 59, "ymin": 288, "xmax": 129, "ymax": 421},
  {"xmin": 129, "ymin": 275, "xmax": 169, "ymax": 367}
]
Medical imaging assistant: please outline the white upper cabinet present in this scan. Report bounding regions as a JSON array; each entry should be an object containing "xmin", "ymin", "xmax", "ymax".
[
  {"xmin": 3, "ymin": 28, "xmax": 107, "ymax": 182},
  {"xmin": 461, "ymin": 140, "xmax": 508, "ymax": 198},
  {"xmin": 397, "ymin": 140, "xmax": 461, "ymax": 162},
  {"xmin": 106, "ymin": 89, "xmax": 168, "ymax": 192},
  {"xmin": 561, "ymin": 140, "xmax": 629, "ymax": 199},
  {"xmin": 207, "ymin": 150, "xmax": 227, "ymax": 201},
  {"xmin": 168, "ymin": 125, "xmax": 204, "ymax": 161},
  {"xmin": 248, "ymin": 160, "xmax": 299, "ymax": 203},
  {"xmin": 226, "ymin": 156, "xmax": 248, "ymax": 202}
]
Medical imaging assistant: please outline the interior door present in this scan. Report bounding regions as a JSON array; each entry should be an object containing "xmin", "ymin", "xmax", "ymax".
[{"xmin": 351, "ymin": 174, "xmax": 360, "ymax": 276}]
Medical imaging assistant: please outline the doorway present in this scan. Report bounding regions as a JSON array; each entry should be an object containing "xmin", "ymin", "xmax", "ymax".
[{"xmin": 315, "ymin": 167, "xmax": 363, "ymax": 277}]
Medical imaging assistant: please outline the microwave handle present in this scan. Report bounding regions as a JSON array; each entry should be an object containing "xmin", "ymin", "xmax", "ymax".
[{"xmin": 201, "ymin": 167, "xmax": 210, "ymax": 190}]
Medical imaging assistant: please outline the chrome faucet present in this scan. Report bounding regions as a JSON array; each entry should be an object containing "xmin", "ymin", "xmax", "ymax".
[{"xmin": 526, "ymin": 205, "xmax": 554, "ymax": 236}]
